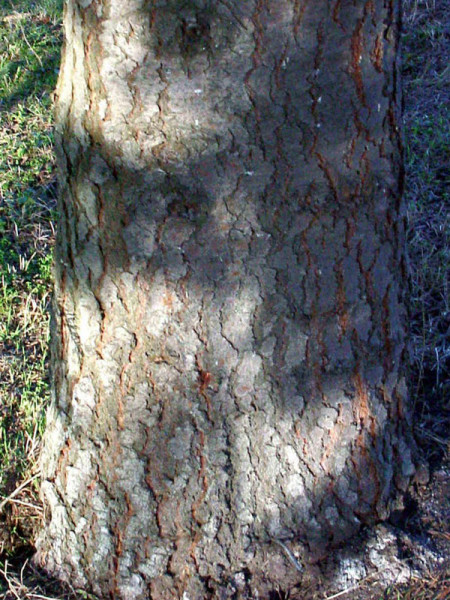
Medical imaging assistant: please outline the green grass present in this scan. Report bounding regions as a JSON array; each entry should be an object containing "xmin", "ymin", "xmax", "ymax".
[
  {"xmin": 0, "ymin": 0, "xmax": 62, "ymax": 558},
  {"xmin": 403, "ymin": 0, "xmax": 450, "ymax": 466},
  {"xmin": 406, "ymin": 103, "xmax": 449, "ymax": 417}
]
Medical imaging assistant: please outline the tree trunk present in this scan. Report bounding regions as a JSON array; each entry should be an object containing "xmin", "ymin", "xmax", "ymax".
[{"xmin": 36, "ymin": 1, "xmax": 415, "ymax": 598}]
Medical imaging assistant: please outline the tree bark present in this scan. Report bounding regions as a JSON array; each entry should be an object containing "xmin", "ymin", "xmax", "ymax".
[{"xmin": 36, "ymin": 1, "xmax": 415, "ymax": 598}]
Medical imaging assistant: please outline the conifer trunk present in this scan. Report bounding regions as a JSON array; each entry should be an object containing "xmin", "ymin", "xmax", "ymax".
[{"xmin": 36, "ymin": 1, "xmax": 415, "ymax": 598}]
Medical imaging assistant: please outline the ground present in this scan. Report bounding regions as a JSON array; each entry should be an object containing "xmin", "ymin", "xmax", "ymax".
[{"xmin": 0, "ymin": 0, "xmax": 448, "ymax": 598}]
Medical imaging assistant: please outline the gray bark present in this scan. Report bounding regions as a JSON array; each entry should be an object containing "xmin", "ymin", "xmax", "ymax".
[{"xmin": 36, "ymin": 1, "xmax": 415, "ymax": 598}]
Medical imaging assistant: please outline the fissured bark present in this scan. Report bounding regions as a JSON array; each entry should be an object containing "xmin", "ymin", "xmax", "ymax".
[{"xmin": 36, "ymin": 1, "xmax": 415, "ymax": 598}]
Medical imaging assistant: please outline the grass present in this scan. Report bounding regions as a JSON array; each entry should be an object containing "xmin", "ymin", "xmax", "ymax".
[
  {"xmin": 403, "ymin": 0, "xmax": 450, "ymax": 466},
  {"xmin": 0, "ymin": 0, "xmax": 60, "ymax": 563},
  {"xmin": 0, "ymin": 0, "xmax": 448, "ymax": 598}
]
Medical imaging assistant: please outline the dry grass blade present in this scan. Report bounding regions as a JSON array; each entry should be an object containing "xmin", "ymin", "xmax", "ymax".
[
  {"xmin": 1, "ymin": 560, "xmax": 26, "ymax": 600},
  {"xmin": 29, "ymin": 595, "xmax": 65, "ymax": 600},
  {"xmin": 323, "ymin": 568, "xmax": 391, "ymax": 600},
  {"xmin": 0, "ymin": 560, "xmax": 75, "ymax": 600},
  {"xmin": 3, "ymin": 497, "xmax": 43, "ymax": 512},
  {"xmin": 7, "ymin": 1, "xmax": 43, "ymax": 67},
  {"xmin": 0, "ymin": 473, "xmax": 40, "ymax": 514}
]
